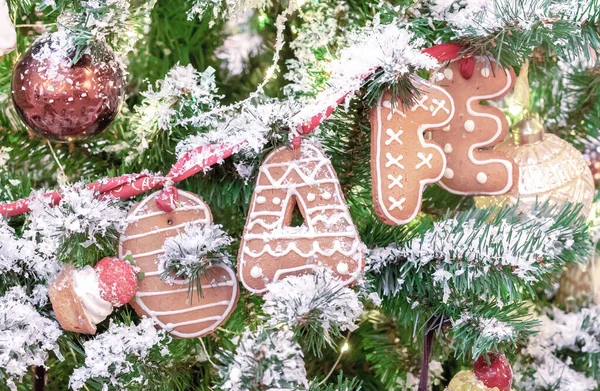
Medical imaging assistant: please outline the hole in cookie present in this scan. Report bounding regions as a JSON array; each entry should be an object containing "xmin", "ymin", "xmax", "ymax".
[
  {"xmin": 289, "ymin": 207, "xmax": 305, "ymax": 227},
  {"xmin": 167, "ymin": 219, "xmax": 173, "ymax": 225}
]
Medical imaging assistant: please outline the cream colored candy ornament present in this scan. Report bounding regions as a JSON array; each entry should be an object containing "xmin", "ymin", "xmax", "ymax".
[
  {"xmin": 238, "ymin": 142, "xmax": 365, "ymax": 294},
  {"xmin": 474, "ymin": 117, "xmax": 595, "ymax": 216},
  {"xmin": 119, "ymin": 190, "xmax": 239, "ymax": 338},
  {"xmin": 0, "ymin": 0, "xmax": 16, "ymax": 56}
]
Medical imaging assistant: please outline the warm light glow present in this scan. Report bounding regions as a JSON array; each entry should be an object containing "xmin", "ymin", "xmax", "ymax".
[
  {"xmin": 341, "ymin": 342, "xmax": 349, "ymax": 353},
  {"xmin": 508, "ymin": 103, "xmax": 523, "ymax": 117}
]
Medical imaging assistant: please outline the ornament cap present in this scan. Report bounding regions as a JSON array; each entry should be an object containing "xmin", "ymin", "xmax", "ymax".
[{"xmin": 513, "ymin": 116, "xmax": 544, "ymax": 145}]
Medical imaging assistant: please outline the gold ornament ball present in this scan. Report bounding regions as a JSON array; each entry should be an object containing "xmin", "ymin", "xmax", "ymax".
[
  {"xmin": 446, "ymin": 371, "xmax": 512, "ymax": 391},
  {"xmin": 475, "ymin": 117, "xmax": 595, "ymax": 217}
]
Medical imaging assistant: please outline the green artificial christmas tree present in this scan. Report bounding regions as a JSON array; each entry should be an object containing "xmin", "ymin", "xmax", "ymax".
[{"xmin": 1, "ymin": 0, "xmax": 600, "ymax": 390}]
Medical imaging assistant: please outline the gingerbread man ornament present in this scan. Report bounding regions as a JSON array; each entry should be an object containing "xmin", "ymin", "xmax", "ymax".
[
  {"xmin": 370, "ymin": 79, "xmax": 455, "ymax": 225},
  {"xmin": 431, "ymin": 57, "xmax": 517, "ymax": 195}
]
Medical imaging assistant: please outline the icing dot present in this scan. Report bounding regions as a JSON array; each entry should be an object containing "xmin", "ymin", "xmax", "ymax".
[
  {"xmin": 337, "ymin": 262, "xmax": 349, "ymax": 275},
  {"xmin": 250, "ymin": 266, "xmax": 263, "ymax": 279},
  {"xmin": 256, "ymin": 196, "xmax": 266, "ymax": 204},
  {"xmin": 442, "ymin": 125, "xmax": 451, "ymax": 132},
  {"xmin": 166, "ymin": 323, "xmax": 174, "ymax": 330},
  {"xmin": 443, "ymin": 68, "xmax": 454, "ymax": 80},
  {"xmin": 481, "ymin": 67, "xmax": 490, "ymax": 78},
  {"xmin": 464, "ymin": 120, "xmax": 475, "ymax": 132},
  {"xmin": 476, "ymin": 172, "xmax": 488, "ymax": 184},
  {"xmin": 444, "ymin": 143, "xmax": 453, "ymax": 153},
  {"xmin": 444, "ymin": 168, "xmax": 454, "ymax": 179},
  {"xmin": 272, "ymin": 197, "xmax": 281, "ymax": 205},
  {"xmin": 307, "ymin": 193, "xmax": 316, "ymax": 202},
  {"xmin": 322, "ymin": 191, "xmax": 332, "ymax": 200}
]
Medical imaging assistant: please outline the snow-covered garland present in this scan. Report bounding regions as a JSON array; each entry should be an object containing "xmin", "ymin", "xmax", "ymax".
[
  {"xmin": 514, "ymin": 305, "xmax": 600, "ymax": 391},
  {"xmin": 28, "ymin": 183, "xmax": 126, "ymax": 254},
  {"xmin": 263, "ymin": 269, "xmax": 363, "ymax": 343},
  {"xmin": 426, "ymin": 0, "xmax": 598, "ymax": 37},
  {"xmin": 158, "ymin": 222, "xmax": 233, "ymax": 283},
  {"xmin": 367, "ymin": 212, "xmax": 579, "ymax": 300},
  {"xmin": 69, "ymin": 318, "xmax": 170, "ymax": 390},
  {"xmin": 216, "ymin": 326, "xmax": 308, "ymax": 391},
  {"xmin": 216, "ymin": 268, "xmax": 365, "ymax": 391},
  {"xmin": 0, "ymin": 286, "xmax": 62, "ymax": 391}
]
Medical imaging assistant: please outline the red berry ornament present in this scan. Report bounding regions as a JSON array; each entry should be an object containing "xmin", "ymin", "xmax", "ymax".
[
  {"xmin": 474, "ymin": 353, "xmax": 513, "ymax": 391},
  {"xmin": 94, "ymin": 257, "xmax": 138, "ymax": 307}
]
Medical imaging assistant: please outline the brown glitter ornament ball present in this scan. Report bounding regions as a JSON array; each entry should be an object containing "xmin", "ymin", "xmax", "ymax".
[{"xmin": 11, "ymin": 32, "xmax": 125, "ymax": 142}]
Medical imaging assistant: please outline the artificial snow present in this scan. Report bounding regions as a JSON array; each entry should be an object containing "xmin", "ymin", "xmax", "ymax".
[
  {"xmin": 263, "ymin": 269, "xmax": 363, "ymax": 333},
  {"xmin": 515, "ymin": 306, "xmax": 600, "ymax": 391},
  {"xmin": 218, "ymin": 326, "xmax": 308, "ymax": 391},
  {"xmin": 69, "ymin": 317, "xmax": 169, "ymax": 390},
  {"xmin": 0, "ymin": 286, "xmax": 63, "ymax": 391},
  {"xmin": 158, "ymin": 222, "xmax": 233, "ymax": 281}
]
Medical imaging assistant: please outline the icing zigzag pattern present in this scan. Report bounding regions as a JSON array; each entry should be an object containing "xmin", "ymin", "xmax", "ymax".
[{"xmin": 238, "ymin": 143, "xmax": 366, "ymax": 294}]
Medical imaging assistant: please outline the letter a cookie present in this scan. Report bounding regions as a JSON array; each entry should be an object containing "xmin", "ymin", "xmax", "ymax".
[
  {"xmin": 370, "ymin": 80, "xmax": 455, "ymax": 225},
  {"xmin": 431, "ymin": 57, "xmax": 517, "ymax": 195},
  {"xmin": 238, "ymin": 142, "xmax": 365, "ymax": 295}
]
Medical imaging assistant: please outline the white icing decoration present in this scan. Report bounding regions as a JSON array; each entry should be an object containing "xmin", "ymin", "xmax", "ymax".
[
  {"xmin": 481, "ymin": 67, "xmax": 490, "ymax": 77},
  {"xmin": 322, "ymin": 191, "xmax": 332, "ymax": 200},
  {"xmin": 272, "ymin": 197, "xmax": 281, "ymax": 205},
  {"xmin": 444, "ymin": 168, "xmax": 454, "ymax": 179},
  {"xmin": 256, "ymin": 196, "xmax": 266, "ymax": 204},
  {"xmin": 444, "ymin": 143, "xmax": 453, "ymax": 153},
  {"xmin": 307, "ymin": 193, "xmax": 316, "ymax": 202},
  {"xmin": 442, "ymin": 125, "xmax": 451, "ymax": 132},
  {"xmin": 464, "ymin": 120, "xmax": 475, "ymax": 132},
  {"xmin": 411, "ymin": 95, "xmax": 429, "ymax": 112},
  {"xmin": 250, "ymin": 266, "xmax": 263, "ymax": 279},
  {"xmin": 385, "ymin": 128, "xmax": 404, "ymax": 145},
  {"xmin": 444, "ymin": 68, "xmax": 453, "ymax": 80},
  {"xmin": 382, "ymin": 100, "xmax": 407, "ymax": 120},
  {"xmin": 337, "ymin": 262, "xmax": 349, "ymax": 275},
  {"xmin": 415, "ymin": 152, "xmax": 433, "ymax": 169},
  {"xmin": 476, "ymin": 172, "xmax": 488, "ymax": 184}
]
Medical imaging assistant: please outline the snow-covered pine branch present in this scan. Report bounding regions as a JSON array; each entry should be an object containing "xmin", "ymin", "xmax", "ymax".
[
  {"xmin": 49, "ymin": 0, "xmax": 155, "ymax": 56},
  {"xmin": 0, "ymin": 219, "xmax": 61, "ymax": 281},
  {"xmin": 217, "ymin": 326, "xmax": 308, "ymax": 391},
  {"xmin": 289, "ymin": 21, "xmax": 439, "ymax": 128},
  {"xmin": 0, "ymin": 286, "xmax": 63, "ymax": 391},
  {"xmin": 69, "ymin": 318, "xmax": 170, "ymax": 390},
  {"xmin": 367, "ymin": 203, "xmax": 589, "ymax": 302},
  {"xmin": 514, "ymin": 305, "xmax": 600, "ymax": 391},
  {"xmin": 263, "ymin": 269, "xmax": 363, "ymax": 354},
  {"xmin": 129, "ymin": 64, "xmax": 221, "ymax": 153},
  {"xmin": 187, "ymin": 0, "xmax": 272, "ymax": 23},
  {"xmin": 428, "ymin": 0, "xmax": 599, "ymax": 37},
  {"xmin": 25, "ymin": 183, "xmax": 126, "ymax": 264},
  {"xmin": 158, "ymin": 222, "xmax": 233, "ymax": 285}
]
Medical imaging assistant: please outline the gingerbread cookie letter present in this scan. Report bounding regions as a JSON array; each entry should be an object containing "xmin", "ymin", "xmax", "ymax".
[
  {"xmin": 119, "ymin": 190, "xmax": 239, "ymax": 338},
  {"xmin": 238, "ymin": 143, "xmax": 365, "ymax": 295},
  {"xmin": 431, "ymin": 57, "xmax": 517, "ymax": 195},
  {"xmin": 370, "ymin": 80, "xmax": 455, "ymax": 225}
]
